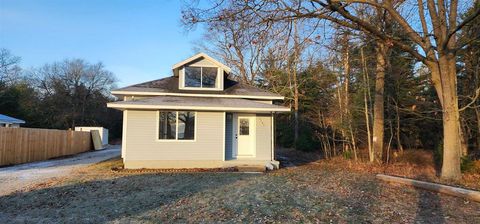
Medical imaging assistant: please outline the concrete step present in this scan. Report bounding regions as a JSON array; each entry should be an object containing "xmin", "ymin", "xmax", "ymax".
[{"xmin": 235, "ymin": 165, "xmax": 266, "ymax": 172}]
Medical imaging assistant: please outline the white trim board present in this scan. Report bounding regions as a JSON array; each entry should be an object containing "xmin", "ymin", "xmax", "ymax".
[
  {"xmin": 222, "ymin": 112, "xmax": 226, "ymax": 161},
  {"xmin": 172, "ymin": 52, "xmax": 231, "ymax": 72},
  {"xmin": 107, "ymin": 103, "xmax": 291, "ymax": 112},
  {"xmin": 121, "ymin": 110, "xmax": 128, "ymax": 159},
  {"xmin": 111, "ymin": 91, "xmax": 285, "ymax": 100}
]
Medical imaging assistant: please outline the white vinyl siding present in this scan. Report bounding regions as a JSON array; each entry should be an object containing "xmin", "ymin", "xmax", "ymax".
[
  {"xmin": 255, "ymin": 114, "xmax": 273, "ymax": 160},
  {"xmin": 125, "ymin": 110, "xmax": 224, "ymax": 161},
  {"xmin": 187, "ymin": 57, "xmax": 217, "ymax": 67}
]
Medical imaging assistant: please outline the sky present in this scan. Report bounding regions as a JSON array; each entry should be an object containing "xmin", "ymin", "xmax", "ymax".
[{"xmin": 0, "ymin": 0, "xmax": 205, "ymax": 87}]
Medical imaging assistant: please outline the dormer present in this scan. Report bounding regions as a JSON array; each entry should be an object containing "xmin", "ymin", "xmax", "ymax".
[{"xmin": 172, "ymin": 53, "xmax": 231, "ymax": 91}]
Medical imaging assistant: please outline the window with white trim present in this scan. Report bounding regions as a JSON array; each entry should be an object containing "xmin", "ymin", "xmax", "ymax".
[
  {"xmin": 184, "ymin": 66, "xmax": 218, "ymax": 88},
  {"xmin": 158, "ymin": 111, "xmax": 195, "ymax": 140}
]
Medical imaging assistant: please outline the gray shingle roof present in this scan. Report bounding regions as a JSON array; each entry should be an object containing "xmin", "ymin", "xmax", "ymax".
[
  {"xmin": 107, "ymin": 96, "xmax": 290, "ymax": 112},
  {"xmin": 113, "ymin": 76, "xmax": 282, "ymax": 98}
]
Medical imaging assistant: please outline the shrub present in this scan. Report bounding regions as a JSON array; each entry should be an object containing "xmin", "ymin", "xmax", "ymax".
[
  {"xmin": 433, "ymin": 142, "xmax": 443, "ymax": 169},
  {"xmin": 294, "ymin": 123, "xmax": 320, "ymax": 152},
  {"xmin": 277, "ymin": 122, "xmax": 294, "ymax": 148},
  {"xmin": 343, "ymin": 151, "xmax": 353, "ymax": 160},
  {"xmin": 295, "ymin": 132, "xmax": 317, "ymax": 152},
  {"xmin": 461, "ymin": 156, "xmax": 475, "ymax": 173}
]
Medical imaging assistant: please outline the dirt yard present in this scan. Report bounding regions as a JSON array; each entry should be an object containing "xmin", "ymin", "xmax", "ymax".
[
  {"xmin": 0, "ymin": 150, "xmax": 478, "ymax": 223},
  {"xmin": 0, "ymin": 146, "xmax": 120, "ymax": 196}
]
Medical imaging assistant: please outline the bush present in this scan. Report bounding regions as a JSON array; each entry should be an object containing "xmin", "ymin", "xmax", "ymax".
[
  {"xmin": 343, "ymin": 151, "xmax": 353, "ymax": 160},
  {"xmin": 433, "ymin": 142, "xmax": 443, "ymax": 169},
  {"xmin": 294, "ymin": 125, "xmax": 319, "ymax": 152},
  {"xmin": 276, "ymin": 117, "xmax": 320, "ymax": 152},
  {"xmin": 277, "ymin": 122, "xmax": 295, "ymax": 148},
  {"xmin": 461, "ymin": 156, "xmax": 475, "ymax": 173},
  {"xmin": 294, "ymin": 134, "xmax": 314, "ymax": 152}
]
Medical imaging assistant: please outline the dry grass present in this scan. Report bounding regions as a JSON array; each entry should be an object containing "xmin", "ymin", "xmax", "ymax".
[
  {"xmin": 281, "ymin": 147, "xmax": 480, "ymax": 191},
  {"xmin": 0, "ymin": 151, "xmax": 478, "ymax": 223},
  {"xmin": 320, "ymin": 150, "xmax": 480, "ymax": 191}
]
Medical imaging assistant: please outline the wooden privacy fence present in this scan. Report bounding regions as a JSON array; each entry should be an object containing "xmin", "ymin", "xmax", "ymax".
[{"xmin": 0, "ymin": 127, "xmax": 92, "ymax": 166}]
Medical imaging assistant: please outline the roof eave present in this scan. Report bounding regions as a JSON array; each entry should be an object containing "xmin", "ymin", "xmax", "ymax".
[
  {"xmin": 171, "ymin": 53, "xmax": 231, "ymax": 73},
  {"xmin": 107, "ymin": 103, "xmax": 290, "ymax": 113},
  {"xmin": 0, "ymin": 121, "xmax": 25, "ymax": 124},
  {"xmin": 110, "ymin": 91, "xmax": 285, "ymax": 100}
]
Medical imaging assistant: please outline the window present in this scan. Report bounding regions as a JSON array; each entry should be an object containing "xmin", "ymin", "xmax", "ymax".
[
  {"xmin": 178, "ymin": 112, "xmax": 195, "ymax": 140},
  {"xmin": 239, "ymin": 118, "xmax": 249, "ymax": 135},
  {"xmin": 159, "ymin": 112, "xmax": 176, "ymax": 139},
  {"xmin": 158, "ymin": 111, "xmax": 196, "ymax": 140},
  {"xmin": 184, "ymin": 66, "xmax": 218, "ymax": 88},
  {"xmin": 184, "ymin": 67, "xmax": 201, "ymax": 87},
  {"xmin": 202, "ymin": 67, "xmax": 217, "ymax": 88}
]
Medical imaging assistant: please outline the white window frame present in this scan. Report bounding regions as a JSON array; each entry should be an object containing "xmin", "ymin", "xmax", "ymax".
[
  {"xmin": 180, "ymin": 65, "xmax": 223, "ymax": 91},
  {"xmin": 156, "ymin": 111, "xmax": 197, "ymax": 142}
]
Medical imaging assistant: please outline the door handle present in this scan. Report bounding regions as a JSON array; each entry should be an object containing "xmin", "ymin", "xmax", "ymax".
[{"xmin": 235, "ymin": 134, "xmax": 238, "ymax": 139}]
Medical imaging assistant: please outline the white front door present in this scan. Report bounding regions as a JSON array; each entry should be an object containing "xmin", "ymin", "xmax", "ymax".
[{"xmin": 235, "ymin": 114, "xmax": 255, "ymax": 157}]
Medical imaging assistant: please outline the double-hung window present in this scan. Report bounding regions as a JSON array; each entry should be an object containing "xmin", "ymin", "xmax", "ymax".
[
  {"xmin": 158, "ymin": 111, "xmax": 196, "ymax": 140},
  {"xmin": 184, "ymin": 66, "xmax": 218, "ymax": 88}
]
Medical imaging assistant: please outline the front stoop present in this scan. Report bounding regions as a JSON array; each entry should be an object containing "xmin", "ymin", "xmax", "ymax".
[
  {"xmin": 223, "ymin": 160, "xmax": 280, "ymax": 172},
  {"xmin": 236, "ymin": 166, "xmax": 266, "ymax": 172}
]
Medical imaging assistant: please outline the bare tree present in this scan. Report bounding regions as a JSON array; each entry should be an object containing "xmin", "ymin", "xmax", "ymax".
[
  {"xmin": 183, "ymin": 0, "xmax": 480, "ymax": 180},
  {"xmin": 33, "ymin": 59, "xmax": 117, "ymax": 128},
  {"xmin": 0, "ymin": 48, "xmax": 22, "ymax": 84}
]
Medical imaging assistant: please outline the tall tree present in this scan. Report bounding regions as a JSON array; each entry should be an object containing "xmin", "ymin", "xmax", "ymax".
[
  {"xmin": 457, "ymin": 1, "xmax": 480, "ymax": 155},
  {"xmin": 33, "ymin": 59, "xmax": 117, "ymax": 129},
  {"xmin": 0, "ymin": 48, "xmax": 21, "ymax": 84},
  {"xmin": 183, "ymin": 0, "xmax": 480, "ymax": 180}
]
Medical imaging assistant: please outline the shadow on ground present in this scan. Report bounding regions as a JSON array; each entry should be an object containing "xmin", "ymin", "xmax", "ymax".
[
  {"xmin": 1, "ymin": 156, "xmax": 476, "ymax": 223},
  {"xmin": 0, "ymin": 172, "xmax": 251, "ymax": 223},
  {"xmin": 275, "ymin": 148, "xmax": 323, "ymax": 168},
  {"xmin": 414, "ymin": 174, "xmax": 446, "ymax": 223}
]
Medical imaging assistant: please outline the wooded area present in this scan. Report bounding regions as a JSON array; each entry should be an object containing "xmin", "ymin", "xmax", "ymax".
[
  {"xmin": 0, "ymin": 49, "xmax": 122, "ymax": 140},
  {"xmin": 182, "ymin": 0, "xmax": 480, "ymax": 180},
  {"xmin": 0, "ymin": 127, "xmax": 91, "ymax": 166}
]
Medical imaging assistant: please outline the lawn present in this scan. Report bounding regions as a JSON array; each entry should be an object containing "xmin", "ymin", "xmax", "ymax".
[{"xmin": 0, "ymin": 150, "xmax": 479, "ymax": 223}]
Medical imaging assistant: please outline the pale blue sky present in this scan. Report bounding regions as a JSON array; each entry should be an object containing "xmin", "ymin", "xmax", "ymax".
[{"xmin": 0, "ymin": 0, "xmax": 205, "ymax": 87}]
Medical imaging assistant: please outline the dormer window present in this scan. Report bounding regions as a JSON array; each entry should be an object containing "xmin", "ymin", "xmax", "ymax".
[
  {"xmin": 174, "ymin": 53, "xmax": 230, "ymax": 91},
  {"xmin": 184, "ymin": 66, "xmax": 219, "ymax": 88}
]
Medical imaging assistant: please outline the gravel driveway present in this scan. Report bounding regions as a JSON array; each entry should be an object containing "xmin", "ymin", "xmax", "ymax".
[{"xmin": 0, "ymin": 146, "xmax": 120, "ymax": 196}]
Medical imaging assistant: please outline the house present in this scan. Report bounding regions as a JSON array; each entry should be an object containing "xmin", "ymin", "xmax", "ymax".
[
  {"xmin": 0, "ymin": 114, "xmax": 25, "ymax": 128},
  {"xmin": 107, "ymin": 53, "xmax": 290, "ymax": 169}
]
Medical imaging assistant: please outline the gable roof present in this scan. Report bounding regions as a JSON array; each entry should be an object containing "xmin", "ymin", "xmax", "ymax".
[
  {"xmin": 108, "ymin": 95, "xmax": 290, "ymax": 112},
  {"xmin": 112, "ymin": 76, "xmax": 284, "ymax": 100},
  {"xmin": 172, "ymin": 52, "xmax": 231, "ymax": 73},
  {"xmin": 0, "ymin": 114, "xmax": 25, "ymax": 124}
]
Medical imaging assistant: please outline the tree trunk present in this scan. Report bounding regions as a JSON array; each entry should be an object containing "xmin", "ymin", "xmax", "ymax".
[
  {"xmin": 293, "ymin": 59, "xmax": 299, "ymax": 143},
  {"xmin": 373, "ymin": 42, "xmax": 387, "ymax": 163},
  {"xmin": 361, "ymin": 47, "xmax": 374, "ymax": 162},
  {"xmin": 293, "ymin": 19, "xmax": 300, "ymax": 143},
  {"xmin": 460, "ymin": 119, "xmax": 468, "ymax": 156},
  {"xmin": 395, "ymin": 101, "xmax": 404, "ymax": 152},
  {"xmin": 342, "ymin": 38, "xmax": 357, "ymax": 160},
  {"xmin": 475, "ymin": 107, "xmax": 480, "ymax": 150},
  {"xmin": 441, "ymin": 93, "xmax": 462, "ymax": 179},
  {"xmin": 429, "ymin": 55, "xmax": 462, "ymax": 180}
]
